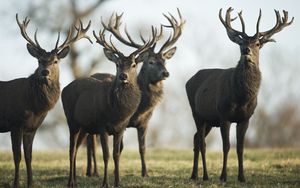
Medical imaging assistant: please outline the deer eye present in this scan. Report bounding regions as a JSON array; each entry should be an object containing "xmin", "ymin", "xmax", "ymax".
[
  {"xmin": 54, "ymin": 60, "xmax": 58, "ymax": 64},
  {"xmin": 256, "ymin": 43, "xmax": 260, "ymax": 47},
  {"xmin": 131, "ymin": 63, "xmax": 136, "ymax": 68}
]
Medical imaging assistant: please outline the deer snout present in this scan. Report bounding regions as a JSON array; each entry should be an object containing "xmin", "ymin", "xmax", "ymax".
[
  {"xmin": 242, "ymin": 47, "xmax": 251, "ymax": 55},
  {"xmin": 246, "ymin": 47, "xmax": 251, "ymax": 54},
  {"xmin": 41, "ymin": 69, "xmax": 50, "ymax": 77},
  {"xmin": 119, "ymin": 73, "xmax": 128, "ymax": 82},
  {"xmin": 162, "ymin": 70, "xmax": 170, "ymax": 78}
]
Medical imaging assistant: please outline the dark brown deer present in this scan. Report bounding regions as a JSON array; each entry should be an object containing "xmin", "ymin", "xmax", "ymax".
[
  {"xmin": 61, "ymin": 18, "xmax": 159, "ymax": 187},
  {"xmin": 85, "ymin": 9, "xmax": 185, "ymax": 177},
  {"xmin": 0, "ymin": 15, "xmax": 91, "ymax": 188},
  {"xmin": 186, "ymin": 8, "xmax": 293, "ymax": 182}
]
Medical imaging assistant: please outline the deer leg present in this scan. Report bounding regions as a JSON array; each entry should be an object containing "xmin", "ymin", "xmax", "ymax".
[
  {"xmin": 100, "ymin": 133, "xmax": 109, "ymax": 188},
  {"xmin": 113, "ymin": 132, "xmax": 124, "ymax": 187},
  {"xmin": 68, "ymin": 131, "xmax": 79, "ymax": 187},
  {"xmin": 11, "ymin": 129, "xmax": 23, "ymax": 188},
  {"xmin": 199, "ymin": 124, "xmax": 209, "ymax": 181},
  {"xmin": 190, "ymin": 132, "xmax": 199, "ymax": 180},
  {"xmin": 137, "ymin": 126, "xmax": 149, "ymax": 177},
  {"xmin": 86, "ymin": 134, "xmax": 93, "ymax": 177},
  {"xmin": 220, "ymin": 121, "xmax": 231, "ymax": 182},
  {"xmin": 91, "ymin": 134, "xmax": 99, "ymax": 177},
  {"xmin": 23, "ymin": 131, "xmax": 36, "ymax": 188},
  {"xmin": 191, "ymin": 121, "xmax": 208, "ymax": 181},
  {"xmin": 236, "ymin": 120, "xmax": 249, "ymax": 182},
  {"xmin": 120, "ymin": 138, "xmax": 124, "ymax": 154}
]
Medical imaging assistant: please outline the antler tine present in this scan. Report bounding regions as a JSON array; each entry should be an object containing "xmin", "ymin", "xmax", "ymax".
[
  {"xmin": 34, "ymin": 29, "xmax": 41, "ymax": 48},
  {"xmin": 56, "ymin": 19, "xmax": 92, "ymax": 51},
  {"xmin": 123, "ymin": 25, "xmax": 142, "ymax": 48},
  {"xmin": 54, "ymin": 32, "xmax": 61, "ymax": 50},
  {"xmin": 258, "ymin": 9, "xmax": 294, "ymax": 42},
  {"xmin": 150, "ymin": 25, "xmax": 158, "ymax": 44},
  {"xmin": 139, "ymin": 31, "xmax": 147, "ymax": 44},
  {"xmin": 131, "ymin": 26, "xmax": 159, "ymax": 57},
  {"xmin": 93, "ymin": 28, "xmax": 124, "ymax": 57},
  {"xmin": 74, "ymin": 20, "xmax": 93, "ymax": 43},
  {"xmin": 159, "ymin": 8, "xmax": 185, "ymax": 53},
  {"xmin": 219, "ymin": 8, "xmax": 247, "ymax": 44},
  {"xmin": 57, "ymin": 28, "xmax": 72, "ymax": 50},
  {"xmin": 255, "ymin": 9, "xmax": 262, "ymax": 36},
  {"xmin": 114, "ymin": 12, "xmax": 123, "ymax": 28},
  {"xmin": 103, "ymin": 13, "xmax": 142, "ymax": 48},
  {"xmin": 109, "ymin": 35, "xmax": 120, "ymax": 53},
  {"xmin": 238, "ymin": 11, "xmax": 245, "ymax": 33},
  {"xmin": 16, "ymin": 14, "xmax": 41, "ymax": 49},
  {"xmin": 139, "ymin": 24, "xmax": 163, "ymax": 47},
  {"xmin": 157, "ymin": 24, "xmax": 164, "ymax": 40}
]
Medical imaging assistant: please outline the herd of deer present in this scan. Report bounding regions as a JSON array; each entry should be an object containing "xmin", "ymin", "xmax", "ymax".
[{"xmin": 0, "ymin": 7, "xmax": 293, "ymax": 188}]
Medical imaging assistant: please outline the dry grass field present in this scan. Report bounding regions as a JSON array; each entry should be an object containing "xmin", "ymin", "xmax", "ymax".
[{"xmin": 0, "ymin": 148, "xmax": 299, "ymax": 187}]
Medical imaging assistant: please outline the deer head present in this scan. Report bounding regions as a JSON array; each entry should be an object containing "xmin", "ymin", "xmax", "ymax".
[
  {"xmin": 101, "ymin": 9, "xmax": 185, "ymax": 84},
  {"xmin": 219, "ymin": 7, "xmax": 294, "ymax": 65},
  {"xmin": 16, "ymin": 14, "xmax": 92, "ymax": 85},
  {"xmin": 93, "ymin": 20, "xmax": 158, "ymax": 87}
]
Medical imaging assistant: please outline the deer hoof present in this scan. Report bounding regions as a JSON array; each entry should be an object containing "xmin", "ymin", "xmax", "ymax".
[
  {"xmin": 238, "ymin": 175, "xmax": 246, "ymax": 182},
  {"xmin": 190, "ymin": 173, "xmax": 198, "ymax": 180},
  {"xmin": 203, "ymin": 175, "xmax": 209, "ymax": 181}
]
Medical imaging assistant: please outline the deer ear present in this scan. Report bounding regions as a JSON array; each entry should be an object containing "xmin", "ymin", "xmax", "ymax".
[
  {"xmin": 103, "ymin": 48, "xmax": 119, "ymax": 63},
  {"xmin": 136, "ymin": 51, "xmax": 149, "ymax": 63},
  {"xmin": 162, "ymin": 47, "xmax": 177, "ymax": 60},
  {"xmin": 58, "ymin": 47, "xmax": 70, "ymax": 59},
  {"xmin": 27, "ymin": 43, "xmax": 41, "ymax": 58}
]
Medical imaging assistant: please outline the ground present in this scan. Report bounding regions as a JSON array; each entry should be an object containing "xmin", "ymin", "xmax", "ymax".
[{"xmin": 0, "ymin": 148, "xmax": 299, "ymax": 187}]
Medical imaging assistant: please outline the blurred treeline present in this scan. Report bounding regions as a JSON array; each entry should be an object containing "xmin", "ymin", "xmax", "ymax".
[{"xmin": 0, "ymin": 0, "xmax": 299, "ymax": 149}]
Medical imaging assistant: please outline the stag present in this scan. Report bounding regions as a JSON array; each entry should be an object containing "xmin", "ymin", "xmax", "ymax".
[
  {"xmin": 61, "ymin": 17, "xmax": 159, "ymax": 187},
  {"xmin": 0, "ymin": 15, "xmax": 91, "ymax": 188},
  {"xmin": 85, "ymin": 9, "xmax": 185, "ymax": 177},
  {"xmin": 186, "ymin": 8, "xmax": 293, "ymax": 182}
]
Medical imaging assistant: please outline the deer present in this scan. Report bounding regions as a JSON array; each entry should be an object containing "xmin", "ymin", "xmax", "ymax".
[
  {"xmin": 186, "ymin": 7, "xmax": 293, "ymax": 182},
  {"xmin": 0, "ymin": 14, "xmax": 91, "ymax": 188},
  {"xmin": 61, "ymin": 16, "xmax": 159, "ymax": 187},
  {"xmin": 83, "ymin": 9, "xmax": 185, "ymax": 178}
]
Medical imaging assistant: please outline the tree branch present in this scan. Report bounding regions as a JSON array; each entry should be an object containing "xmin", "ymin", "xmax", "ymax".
[{"xmin": 71, "ymin": 0, "xmax": 107, "ymax": 18}]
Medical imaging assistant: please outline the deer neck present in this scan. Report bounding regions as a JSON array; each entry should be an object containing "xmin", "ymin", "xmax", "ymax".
[
  {"xmin": 109, "ymin": 77, "xmax": 141, "ymax": 116},
  {"xmin": 28, "ymin": 70, "xmax": 60, "ymax": 114},
  {"xmin": 138, "ymin": 68, "xmax": 164, "ymax": 93},
  {"xmin": 136, "ymin": 70, "xmax": 164, "ymax": 113},
  {"xmin": 233, "ymin": 55, "xmax": 261, "ymax": 104}
]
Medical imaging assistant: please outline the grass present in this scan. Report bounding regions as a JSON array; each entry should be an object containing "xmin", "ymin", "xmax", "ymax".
[{"xmin": 0, "ymin": 148, "xmax": 299, "ymax": 187}]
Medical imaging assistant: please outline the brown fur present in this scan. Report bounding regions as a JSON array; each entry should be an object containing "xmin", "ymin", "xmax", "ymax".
[
  {"xmin": 186, "ymin": 8, "xmax": 293, "ymax": 182},
  {"xmin": 62, "ymin": 46, "xmax": 150, "ymax": 187},
  {"xmin": 85, "ymin": 46, "xmax": 176, "ymax": 178},
  {"xmin": 0, "ymin": 60, "xmax": 61, "ymax": 188}
]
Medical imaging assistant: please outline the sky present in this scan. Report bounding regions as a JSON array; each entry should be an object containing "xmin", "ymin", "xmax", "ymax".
[{"xmin": 0, "ymin": 0, "xmax": 299, "ymax": 150}]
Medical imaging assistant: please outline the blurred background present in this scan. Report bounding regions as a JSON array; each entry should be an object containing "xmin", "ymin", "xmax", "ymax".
[{"xmin": 0, "ymin": 0, "xmax": 299, "ymax": 151}]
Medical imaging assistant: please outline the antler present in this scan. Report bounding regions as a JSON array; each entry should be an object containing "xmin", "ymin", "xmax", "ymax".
[
  {"xmin": 101, "ymin": 13, "xmax": 163, "ymax": 49},
  {"xmin": 257, "ymin": 10, "xmax": 294, "ymax": 43},
  {"xmin": 159, "ymin": 8, "xmax": 185, "ymax": 53},
  {"xmin": 94, "ymin": 13, "xmax": 160, "ymax": 57},
  {"xmin": 219, "ymin": 7, "xmax": 248, "ymax": 44},
  {"xmin": 93, "ymin": 28, "xmax": 125, "ymax": 58},
  {"xmin": 54, "ymin": 20, "xmax": 93, "ymax": 52},
  {"xmin": 16, "ymin": 14, "xmax": 42, "ymax": 50}
]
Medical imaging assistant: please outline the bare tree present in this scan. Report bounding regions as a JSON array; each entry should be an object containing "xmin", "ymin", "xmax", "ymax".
[{"xmin": 24, "ymin": 0, "xmax": 108, "ymax": 78}]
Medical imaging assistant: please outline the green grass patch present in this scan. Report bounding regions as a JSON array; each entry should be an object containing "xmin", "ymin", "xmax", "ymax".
[{"xmin": 0, "ymin": 148, "xmax": 299, "ymax": 187}]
